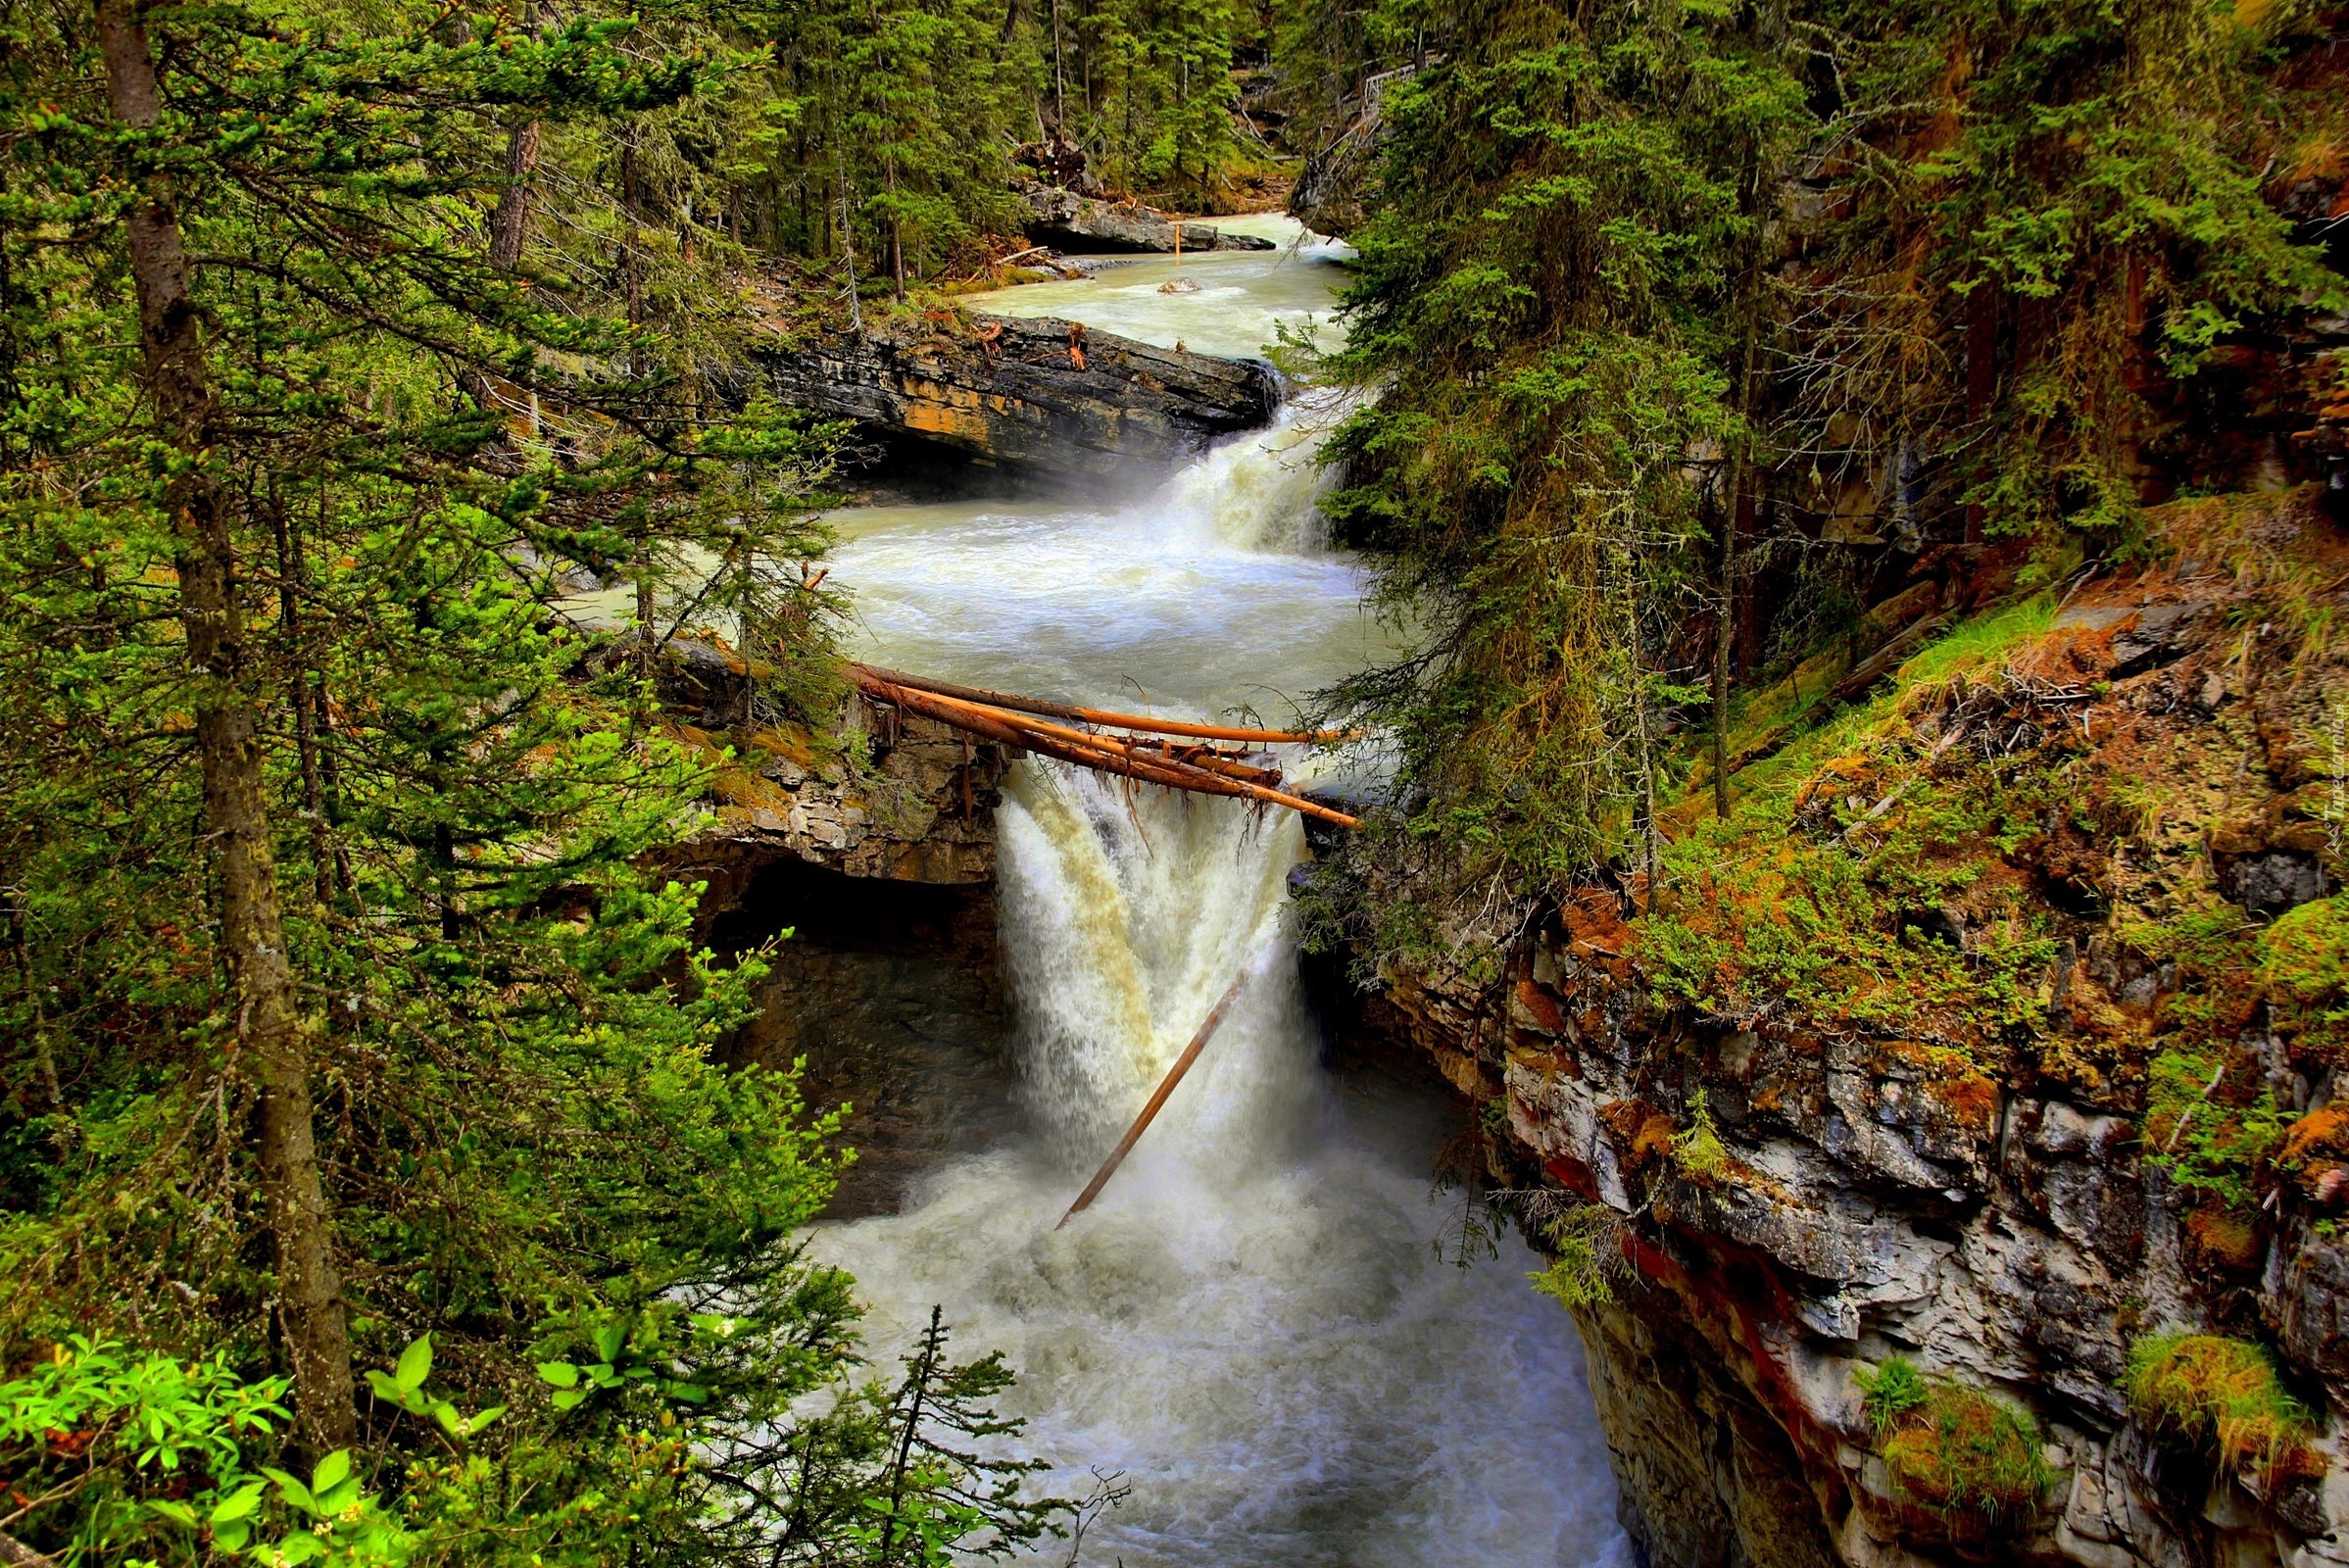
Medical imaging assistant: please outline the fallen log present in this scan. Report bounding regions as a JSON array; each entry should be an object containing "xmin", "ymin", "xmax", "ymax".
[
  {"xmin": 1056, "ymin": 956, "xmax": 1259, "ymax": 1228},
  {"xmin": 852, "ymin": 663, "xmax": 1353, "ymax": 745},
  {"xmin": 876, "ymin": 677, "xmax": 1282, "ymax": 785},
  {"xmin": 849, "ymin": 667, "xmax": 1362, "ymax": 828}
]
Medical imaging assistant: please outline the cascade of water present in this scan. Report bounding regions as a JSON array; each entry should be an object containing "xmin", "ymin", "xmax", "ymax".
[
  {"xmin": 817, "ymin": 264, "xmax": 1631, "ymax": 1565},
  {"xmin": 998, "ymin": 762, "xmax": 1314, "ymax": 1160}
]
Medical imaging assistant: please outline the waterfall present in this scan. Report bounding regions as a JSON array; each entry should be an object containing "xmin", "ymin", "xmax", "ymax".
[
  {"xmin": 819, "ymin": 250, "xmax": 1630, "ymax": 1562},
  {"xmin": 999, "ymin": 762, "xmax": 1317, "ymax": 1167},
  {"xmin": 817, "ymin": 761, "xmax": 1630, "ymax": 1566}
]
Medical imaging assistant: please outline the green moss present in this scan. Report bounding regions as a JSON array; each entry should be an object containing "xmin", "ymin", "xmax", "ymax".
[
  {"xmin": 2126, "ymin": 1333, "xmax": 2321, "ymax": 1481},
  {"xmin": 2262, "ymin": 897, "xmax": 2349, "ymax": 1003},
  {"xmin": 1859, "ymin": 1359, "xmax": 2051, "ymax": 1522}
]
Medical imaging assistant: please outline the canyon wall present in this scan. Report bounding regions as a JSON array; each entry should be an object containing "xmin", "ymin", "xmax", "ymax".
[{"xmin": 1338, "ymin": 488, "xmax": 2349, "ymax": 1568}]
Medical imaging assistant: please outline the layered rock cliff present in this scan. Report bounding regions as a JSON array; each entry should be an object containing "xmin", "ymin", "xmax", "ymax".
[
  {"xmin": 1011, "ymin": 179, "xmax": 1277, "ymax": 253},
  {"xmin": 641, "ymin": 636, "xmax": 1010, "ymax": 906},
  {"xmin": 761, "ymin": 313, "xmax": 1280, "ymax": 476},
  {"xmin": 1335, "ymin": 485, "xmax": 2349, "ymax": 1568}
]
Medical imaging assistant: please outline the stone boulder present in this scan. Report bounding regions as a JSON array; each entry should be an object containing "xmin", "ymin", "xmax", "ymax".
[
  {"xmin": 762, "ymin": 314, "xmax": 1280, "ymax": 476},
  {"xmin": 1011, "ymin": 179, "xmax": 1274, "ymax": 253}
]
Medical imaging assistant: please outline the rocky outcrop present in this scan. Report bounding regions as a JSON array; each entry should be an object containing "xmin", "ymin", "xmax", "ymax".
[
  {"xmin": 1334, "ymin": 488, "xmax": 2349, "ymax": 1568},
  {"xmin": 1011, "ymin": 179, "xmax": 1275, "ymax": 253},
  {"xmin": 642, "ymin": 637, "xmax": 1011, "ymax": 907},
  {"xmin": 762, "ymin": 314, "xmax": 1280, "ymax": 475}
]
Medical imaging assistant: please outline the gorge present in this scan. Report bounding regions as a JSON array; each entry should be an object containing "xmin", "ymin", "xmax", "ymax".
[{"xmin": 10, "ymin": 5, "xmax": 2349, "ymax": 1568}]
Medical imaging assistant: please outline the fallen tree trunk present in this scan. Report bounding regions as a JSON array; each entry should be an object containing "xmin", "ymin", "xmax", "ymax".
[
  {"xmin": 849, "ymin": 667, "xmax": 1361, "ymax": 828},
  {"xmin": 1056, "ymin": 956, "xmax": 1259, "ymax": 1228},
  {"xmin": 852, "ymin": 663, "xmax": 1352, "ymax": 745}
]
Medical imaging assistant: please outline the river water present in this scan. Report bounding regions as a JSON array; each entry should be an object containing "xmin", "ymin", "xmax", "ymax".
[{"xmin": 813, "ymin": 221, "xmax": 1631, "ymax": 1567}]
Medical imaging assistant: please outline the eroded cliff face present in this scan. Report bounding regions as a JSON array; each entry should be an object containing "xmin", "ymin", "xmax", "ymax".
[
  {"xmin": 1348, "ymin": 487, "xmax": 2349, "ymax": 1568},
  {"xmin": 642, "ymin": 636, "xmax": 1010, "ymax": 906},
  {"xmin": 761, "ymin": 313, "xmax": 1280, "ymax": 477},
  {"xmin": 1011, "ymin": 179, "xmax": 1278, "ymax": 253}
]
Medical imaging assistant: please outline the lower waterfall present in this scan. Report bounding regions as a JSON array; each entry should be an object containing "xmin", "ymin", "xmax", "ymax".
[{"xmin": 817, "ymin": 437, "xmax": 1631, "ymax": 1563}]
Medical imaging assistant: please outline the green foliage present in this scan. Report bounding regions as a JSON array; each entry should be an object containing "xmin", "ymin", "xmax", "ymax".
[
  {"xmin": 2143, "ymin": 1048, "xmax": 2289, "ymax": 1211},
  {"xmin": 1, "ymin": 1338, "xmax": 412, "ymax": 1567},
  {"xmin": 2126, "ymin": 1332, "xmax": 2321, "ymax": 1481},
  {"xmin": 1526, "ymin": 1205, "xmax": 1624, "ymax": 1311},
  {"xmin": 1670, "ymin": 1089, "xmax": 1729, "ymax": 1182},
  {"xmin": 1856, "ymin": 1355, "xmax": 1928, "ymax": 1444},
  {"xmin": 1305, "ymin": 0, "xmax": 2345, "ymax": 927},
  {"xmin": 1315, "ymin": 0, "xmax": 1807, "ymax": 908},
  {"xmin": 0, "ymin": 2, "xmax": 1082, "ymax": 1564}
]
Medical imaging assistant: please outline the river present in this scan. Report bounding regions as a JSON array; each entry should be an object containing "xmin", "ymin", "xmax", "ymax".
[{"xmin": 812, "ymin": 220, "xmax": 1632, "ymax": 1568}]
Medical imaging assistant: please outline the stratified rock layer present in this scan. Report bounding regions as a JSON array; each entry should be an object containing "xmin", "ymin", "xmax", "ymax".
[
  {"xmin": 1339, "ymin": 489, "xmax": 2349, "ymax": 1568},
  {"xmin": 762, "ymin": 314, "xmax": 1279, "ymax": 475},
  {"xmin": 1011, "ymin": 179, "xmax": 1276, "ymax": 252}
]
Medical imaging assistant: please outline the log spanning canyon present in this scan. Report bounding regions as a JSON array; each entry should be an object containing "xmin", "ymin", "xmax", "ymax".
[{"xmin": 844, "ymin": 663, "xmax": 1361, "ymax": 828}]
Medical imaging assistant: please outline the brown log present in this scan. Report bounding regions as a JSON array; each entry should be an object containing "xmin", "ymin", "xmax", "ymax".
[
  {"xmin": 1056, "ymin": 959, "xmax": 1256, "ymax": 1228},
  {"xmin": 851, "ymin": 663, "xmax": 1353, "ymax": 745},
  {"xmin": 861, "ymin": 678, "xmax": 1270, "ymax": 804},
  {"xmin": 894, "ymin": 680, "xmax": 1279, "ymax": 783},
  {"xmin": 850, "ymin": 670, "xmax": 1361, "ymax": 827}
]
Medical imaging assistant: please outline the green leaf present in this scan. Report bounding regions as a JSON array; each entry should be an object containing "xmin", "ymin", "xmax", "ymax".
[
  {"xmin": 663, "ymin": 1380, "xmax": 709, "ymax": 1403},
  {"xmin": 214, "ymin": 1518, "xmax": 251, "ymax": 1554},
  {"xmin": 551, "ymin": 1388, "xmax": 588, "ymax": 1411},
  {"xmin": 213, "ymin": 1480, "xmax": 267, "ymax": 1523},
  {"xmin": 262, "ymin": 1466, "xmax": 317, "ymax": 1516},
  {"xmin": 149, "ymin": 1500, "xmax": 201, "ymax": 1527},
  {"xmin": 311, "ymin": 1448, "xmax": 351, "ymax": 1494},
  {"xmin": 465, "ymin": 1403, "xmax": 508, "ymax": 1434},
  {"xmin": 363, "ymin": 1369, "xmax": 402, "ymax": 1401},
  {"xmin": 591, "ymin": 1324, "xmax": 624, "ymax": 1363},
  {"xmin": 393, "ymin": 1335, "xmax": 433, "ymax": 1395},
  {"xmin": 535, "ymin": 1360, "xmax": 580, "ymax": 1388}
]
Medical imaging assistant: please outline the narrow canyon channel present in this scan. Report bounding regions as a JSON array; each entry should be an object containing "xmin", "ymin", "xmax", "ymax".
[{"xmin": 784, "ymin": 222, "xmax": 1636, "ymax": 1566}]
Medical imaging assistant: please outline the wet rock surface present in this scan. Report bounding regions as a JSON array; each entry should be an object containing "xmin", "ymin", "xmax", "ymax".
[
  {"xmin": 1011, "ymin": 178, "xmax": 1276, "ymax": 253},
  {"xmin": 1333, "ymin": 494, "xmax": 2349, "ymax": 1568},
  {"xmin": 716, "ymin": 863, "xmax": 1013, "ymax": 1219},
  {"xmin": 761, "ymin": 314, "xmax": 1280, "ymax": 476}
]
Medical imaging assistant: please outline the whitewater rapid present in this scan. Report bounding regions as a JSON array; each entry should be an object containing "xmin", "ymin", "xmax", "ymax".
[{"xmin": 815, "ymin": 225, "xmax": 1632, "ymax": 1566}]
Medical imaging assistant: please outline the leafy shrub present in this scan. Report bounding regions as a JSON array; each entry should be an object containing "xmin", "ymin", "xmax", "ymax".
[
  {"xmin": 0, "ymin": 1336, "xmax": 416, "ymax": 1566},
  {"xmin": 2126, "ymin": 1333, "xmax": 2323, "ymax": 1483},
  {"xmin": 2142, "ymin": 1048, "xmax": 2288, "ymax": 1210}
]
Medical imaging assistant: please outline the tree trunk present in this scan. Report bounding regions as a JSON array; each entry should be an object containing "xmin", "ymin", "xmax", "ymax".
[
  {"xmin": 488, "ymin": 120, "xmax": 542, "ymax": 270},
  {"xmin": 94, "ymin": 0, "xmax": 356, "ymax": 1453},
  {"xmin": 1964, "ymin": 282, "xmax": 1999, "ymax": 546},
  {"xmin": 269, "ymin": 498, "xmax": 337, "ymax": 909}
]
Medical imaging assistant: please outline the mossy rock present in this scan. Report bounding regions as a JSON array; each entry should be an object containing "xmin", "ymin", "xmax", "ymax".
[
  {"xmin": 1862, "ymin": 1358, "xmax": 2050, "ymax": 1534},
  {"xmin": 2126, "ymin": 1332, "xmax": 2325, "ymax": 1484}
]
